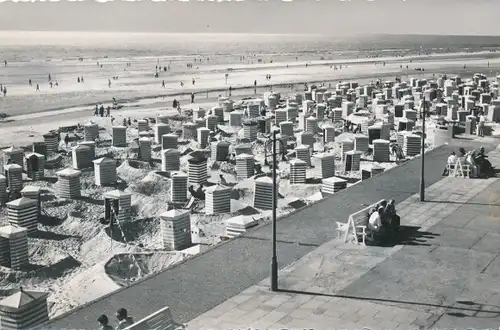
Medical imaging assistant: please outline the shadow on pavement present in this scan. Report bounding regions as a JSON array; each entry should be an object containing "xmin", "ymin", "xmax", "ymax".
[
  {"xmin": 425, "ymin": 200, "xmax": 500, "ymax": 207},
  {"xmin": 276, "ymin": 289, "xmax": 500, "ymax": 317},
  {"xmin": 367, "ymin": 225, "xmax": 440, "ymax": 247}
]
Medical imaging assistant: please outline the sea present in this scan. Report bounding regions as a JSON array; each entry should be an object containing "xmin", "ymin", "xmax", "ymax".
[
  {"xmin": 1, "ymin": 31, "xmax": 500, "ymax": 63},
  {"xmin": 1, "ymin": 31, "xmax": 500, "ymax": 117}
]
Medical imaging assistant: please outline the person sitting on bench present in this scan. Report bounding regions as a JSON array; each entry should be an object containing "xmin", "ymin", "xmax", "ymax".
[
  {"xmin": 442, "ymin": 151, "xmax": 457, "ymax": 176},
  {"xmin": 368, "ymin": 207, "xmax": 385, "ymax": 239},
  {"xmin": 466, "ymin": 150, "xmax": 479, "ymax": 177},
  {"xmin": 384, "ymin": 199, "xmax": 400, "ymax": 232},
  {"xmin": 475, "ymin": 146, "xmax": 495, "ymax": 178},
  {"xmin": 368, "ymin": 200, "xmax": 387, "ymax": 217}
]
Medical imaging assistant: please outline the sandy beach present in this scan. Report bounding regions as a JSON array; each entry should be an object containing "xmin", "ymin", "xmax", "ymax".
[
  {"xmin": 1, "ymin": 32, "xmax": 500, "ymax": 321},
  {"xmin": 2, "ymin": 50, "xmax": 500, "ymax": 148}
]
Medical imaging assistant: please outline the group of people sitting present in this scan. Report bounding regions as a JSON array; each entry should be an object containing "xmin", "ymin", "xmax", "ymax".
[
  {"xmin": 367, "ymin": 199, "xmax": 400, "ymax": 243},
  {"xmin": 443, "ymin": 146, "xmax": 495, "ymax": 178}
]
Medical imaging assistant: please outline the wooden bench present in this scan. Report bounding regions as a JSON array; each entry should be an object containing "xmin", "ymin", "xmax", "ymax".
[
  {"xmin": 447, "ymin": 159, "xmax": 470, "ymax": 178},
  {"xmin": 337, "ymin": 199, "xmax": 385, "ymax": 245},
  {"xmin": 124, "ymin": 307, "xmax": 184, "ymax": 330}
]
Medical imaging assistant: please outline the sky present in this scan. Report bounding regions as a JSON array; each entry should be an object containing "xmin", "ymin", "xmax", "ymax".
[{"xmin": 0, "ymin": 0, "xmax": 499, "ymax": 35}]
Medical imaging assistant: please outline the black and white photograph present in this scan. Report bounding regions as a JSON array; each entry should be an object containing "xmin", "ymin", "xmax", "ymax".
[{"xmin": 1, "ymin": 0, "xmax": 500, "ymax": 329}]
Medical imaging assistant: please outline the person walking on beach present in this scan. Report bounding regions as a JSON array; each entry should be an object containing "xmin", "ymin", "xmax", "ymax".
[
  {"xmin": 99, "ymin": 104, "xmax": 105, "ymax": 117},
  {"xmin": 191, "ymin": 92, "xmax": 195, "ymax": 103},
  {"xmin": 77, "ymin": 77, "xmax": 81, "ymax": 83},
  {"xmin": 36, "ymin": 84, "xmax": 39, "ymax": 92},
  {"xmin": 161, "ymin": 80, "xmax": 165, "ymax": 88},
  {"xmin": 106, "ymin": 106, "xmax": 111, "ymax": 117},
  {"xmin": 48, "ymin": 74, "xmax": 51, "ymax": 82},
  {"xmin": 81, "ymin": 76, "xmax": 84, "ymax": 83},
  {"xmin": 50, "ymin": 81, "xmax": 53, "ymax": 88},
  {"xmin": 2, "ymin": 86, "xmax": 6, "ymax": 97},
  {"xmin": 192, "ymin": 78, "xmax": 195, "ymax": 85},
  {"xmin": 108, "ymin": 79, "xmax": 112, "ymax": 88},
  {"xmin": 28, "ymin": 79, "xmax": 32, "ymax": 86},
  {"xmin": 94, "ymin": 105, "xmax": 99, "ymax": 116},
  {"xmin": 180, "ymin": 81, "xmax": 184, "ymax": 87},
  {"xmin": 64, "ymin": 134, "xmax": 70, "ymax": 146},
  {"xmin": 229, "ymin": 86, "xmax": 232, "ymax": 96},
  {"xmin": 97, "ymin": 314, "xmax": 113, "ymax": 330}
]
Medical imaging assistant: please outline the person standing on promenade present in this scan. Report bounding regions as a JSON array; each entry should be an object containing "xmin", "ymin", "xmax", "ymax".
[
  {"xmin": 115, "ymin": 308, "xmax": 134, "ymax": 330},
  {"xmin": 97, "ymin": 314, "xmax": 113, "ymax": 330},
  {"xmin": 191, "ymin": 92, "xmax": 195, "ymax": 103}
]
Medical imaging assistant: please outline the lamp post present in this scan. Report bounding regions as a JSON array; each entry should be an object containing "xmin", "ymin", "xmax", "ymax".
[
  {"xmin": 420, "ymin": 98, "xmax": 426, "ymax": 202},
  {"xmin": 264, "ymin": 129, "xmax": 285, "ymax": 291}
]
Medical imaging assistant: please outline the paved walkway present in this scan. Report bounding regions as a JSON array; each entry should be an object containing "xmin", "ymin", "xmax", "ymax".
[
  {"xmin": 45, "ymin": 140, "xmax": 498, "ymax": 329},
  {"xmin": 187, "ymin": 151, "xmax": 500, "ymax": 329}
]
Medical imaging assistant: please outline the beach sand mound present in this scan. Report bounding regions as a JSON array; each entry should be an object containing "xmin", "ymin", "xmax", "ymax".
[
  {"xmin": 127, "ymin": 171, "xmax": 172, "ymax": 218},
  {"xmin": 49, "ymin": 261, "xmax": 121, "ymax": 318},
  {"xmin": 117, "ymin": 159, "xmax": 151, "ymax": 183},
  {"xmin": 104, "ymin": 252, "xmax": 186, "ymax": 287}
]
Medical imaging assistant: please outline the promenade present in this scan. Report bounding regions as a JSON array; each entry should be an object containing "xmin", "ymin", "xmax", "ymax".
[
  {"xmin": 45, "ymin": 139, "xmax": 498, "ymax": 329},
  {"xmin": 188, "ymin": 151, "xmax": 500, "ymax": 329}
]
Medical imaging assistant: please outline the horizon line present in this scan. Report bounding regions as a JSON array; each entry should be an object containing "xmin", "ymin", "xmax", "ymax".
[{"xmin": 1, "ymin": 30, "xmax": 500, "ymax": 38}]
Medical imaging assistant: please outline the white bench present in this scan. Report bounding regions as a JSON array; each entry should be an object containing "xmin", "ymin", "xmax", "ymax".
[
  {"xmin": 447, "ymin": 160, "xmax": 470, "ymax": 178},
  {"xmin": 337, "ymin": 199, "xmax": 385, "ymax": 245},
  {"xmin": 124, "ymin": 307, "xmax": 184, "ymax": 330}
]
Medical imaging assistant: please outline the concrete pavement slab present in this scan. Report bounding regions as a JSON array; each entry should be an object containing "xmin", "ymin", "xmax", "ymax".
[{"xmin": 188, "ymin": 163, "xmax": 500, "ymax": 329}]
